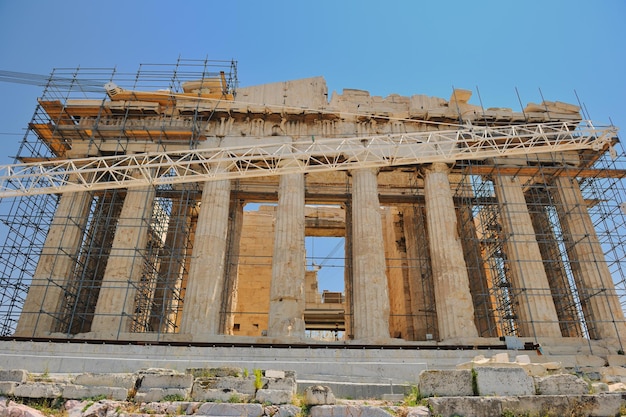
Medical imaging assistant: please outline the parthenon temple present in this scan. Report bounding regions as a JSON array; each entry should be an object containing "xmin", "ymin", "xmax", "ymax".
[{"xmin": 2, "ymin": 60, "xmax": 626, "ymax": 351}]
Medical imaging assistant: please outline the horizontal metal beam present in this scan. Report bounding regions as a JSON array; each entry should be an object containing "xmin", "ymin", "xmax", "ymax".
[{"xmin": 0, "ymin": 121, "xmax": 617, "ymax": 198}]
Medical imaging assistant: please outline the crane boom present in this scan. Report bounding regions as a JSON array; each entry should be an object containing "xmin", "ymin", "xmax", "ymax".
[{"xmin": 0, "ymin": 120, "xmax": 617, "ymax": 198}]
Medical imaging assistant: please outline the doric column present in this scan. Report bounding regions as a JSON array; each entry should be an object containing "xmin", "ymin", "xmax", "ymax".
[
  {"xmin": 149, "ymin": 196, "xmax": 195, "ymax": 333},
  {"xmin": 350, "ymin": 168, "xmax": 390, "ymax": 340},
  {"xmin": 493, "ymin": 175, "xmax": 562, "ymax": 338},
  {"xmin": 179, "ymin": 176, "xmax": 232, "ymax": 337},
  {"xmin": 220, "ymin": 198, "xmax": 244, "ymax": 335},
  {"xmin": 527, "ymin": 190, "xmax": 582, "ymax": 337},
  {"xmin": 553, "ymin": 176, "xmax": 626, "ymax": 341},
  {"xmin": 91, "ymin": 185, "xmax": 155, "ymax": 334},
  {"xmin": 382, "ymin": 207, "xmax": 409, "ymax": 339},
  {"xmin": 267, "ymin": 172, "xmax": 306, "ymax": 337},
  {"xmin": 401, "ymin": 205, "xmax": 436, "ymax": 340},
  {"xmin": 14, "ymin": 190, "xmax": 92, "ymax": 337},
  {"xmin": 423, "ymin": 163, "xmax": 478, "ymax": 339},
  {"xmin": 69, "ymin": 190, "xmax": 124, "ymax": 335},
  {"xmin": 343, "ymin": 199, "xmax": 354, "ymax": 339},
  {"xmin": 456, "ymin": 174, "xmax": 498, "ymax": 337}
]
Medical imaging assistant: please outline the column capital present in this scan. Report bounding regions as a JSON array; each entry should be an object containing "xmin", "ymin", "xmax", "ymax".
[
  {"xmin": 421, "ymin": 162, "xmax": 451, "ymax": 175},
  {"xmin": 349, "ymin": 167, "xmax": 380, "ymax": 177}
]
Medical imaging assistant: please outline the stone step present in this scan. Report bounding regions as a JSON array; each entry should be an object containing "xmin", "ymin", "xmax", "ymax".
[
  {"xmin": 298, "ymin": 379, "xmax": 412, "ymax": 400},
  {"xmin": 428, "ymin": 394, "xmax": 623, "ymax": 417}
]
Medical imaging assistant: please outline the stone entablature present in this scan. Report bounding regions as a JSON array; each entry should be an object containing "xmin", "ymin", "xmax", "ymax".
[{"xmin": 47, "ymin": 77, "xmax": 582, "ymax": 158}]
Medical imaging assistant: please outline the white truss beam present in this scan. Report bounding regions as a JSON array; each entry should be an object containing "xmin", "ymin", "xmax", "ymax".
[{"xmin": 0, "ymin": 121, "xmax": 617, "ymax": 198}]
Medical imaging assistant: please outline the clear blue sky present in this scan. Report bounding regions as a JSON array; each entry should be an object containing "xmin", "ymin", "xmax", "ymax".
[
  {"xmin": 0, "ymin": 0, "xmax": 624, "ymax": 291},
  {"xmin": 1, "ymin": 0, "xmax": 624, "ymax": 157}
]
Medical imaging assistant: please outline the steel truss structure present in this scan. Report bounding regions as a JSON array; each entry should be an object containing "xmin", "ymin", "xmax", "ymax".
[{"xmin": 0, "ymin": 121, "xmax": 618, "ymax": 197}]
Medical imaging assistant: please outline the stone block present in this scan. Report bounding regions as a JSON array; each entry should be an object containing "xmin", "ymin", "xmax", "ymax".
[
  {"xmin": 193, "ymin": 376, "xmax": 256, "ymax": 395},
  {"xmin": 186, "ymin": 367, "xmax": 243, "ymax": 378},
  {"xmin": 264, "ymin": 376, "xmax": 296, "ymax": 393},
  {"xmin": 474, "ymin": 367, "xmax": 534, "ymax": 396},
  {"xmin": 0, "ymin": 382, "xmax": 18, "ymax": 395},
  {"xmin": 0, "ymin": 369, "xmax": 28, "ymax": 383},
  {"xmin": 514, "ymin": 354, "xmax": 531, "ymax": 364},
  {"xmin": 600, "ymin": 365, "xmax": 626, "ymax": 378},
  {"xmin": 606, "ymin": 354, "xmax": 626, "ymax": 367},
  {"xmin": 405, "ymin": 407, "xmax": 430, "ymax": 417},
  {"xmin": 73, "ymin": 373, "xmax": 136, "ymax": 389},
  {"xmin": 134, "ymin": 387, "xmax": 189, "ymax": 403},
  {"xmin": 142, "ymin": 401, "xmax": 196, "ymax": 415},
  {"xmin": 591, "ymin": 382, "xmax": 609, "ymax": 393},
  {"xmin": 583, "ymin": 371, "xmax": 601, "ymax": 381},
  {"xmin": 428, "ymin": 397, "xmax": 502, "ymax": 417},
  {"xmin": 574, "ymin": 354, "xmax": 606, "ymax": 368},
  {"xmin": 309, "ymin": 405, "xmax": 393, "ymax": 417},
  {"xmin": 502, "ymin": 394, "xmax": 622, "ymax": 417},
  {"xmin": 588, "ymin": 394, "xmax": 625, "ymax": 416},
  {"xmin": 138, "ymin": 372, "xmax": 193, "ymax": 389},
  {"xmin": 304, "ymin": 386, "xmax": 336, "ymax": 405},
  {"xmin": 264, "ymin": 370, "xmax": 285, "ymax": 379},
  {"xmin": 196, "ymin": 402, "xmax": 263, "ymax": 417},
  {"xmin": 12, "ymin": 382, "xmax": 66, "ymax": 399},
  {"xmin": 274, "ymin": 404, "xmax": 301, "ymax": 417},
  {"xmin": 520, "ymin": 363, "xmax": 547, "ymax": 377},
  {"xmin": 534, "ymin": 374, "xmax": 589, "ymax": 395},
  {"xmin": 492, "ymin": 352, "xmax": 509, "ymax": 363},
  {"xmin": 62, "ymin": 385, "xmax": 128, "ymax": 401},
  {"xmin": 608, "ymin": 382, "xmax": 626, "ymax": 392},
  {"xmin": 255, "ymin": 388, "xmax": 292, "ymax": 404},
  {"xmin": 192, "ymin": 387, "xmax": 251, "ymax": 403},
  {"xmin": 418, "ymin": 369, "xmax": 473, "ymax": 397},
  {"xmin": 542, "ymin": 361, "xmax": 562, "ymax": 370},
  {"xmin": 603, "ymin": 374, "xmax": 623, "ymax": 384}
]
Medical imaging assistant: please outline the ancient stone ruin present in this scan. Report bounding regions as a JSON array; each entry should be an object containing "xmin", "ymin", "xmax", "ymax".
[{"xmin": 1, "ymin": 60, "xmax": 626, "ymax": 416}]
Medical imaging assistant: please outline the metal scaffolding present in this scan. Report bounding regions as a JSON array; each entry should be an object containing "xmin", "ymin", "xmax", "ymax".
[
  {"xmin": 0, "ymin": 59, "xmax": 236, "ymax": 337},
  {"xmin": 1, "ymin": 60, "xmax": 625, "ymax": 345},
  {"xmin": 452, "ymin": 144, "xmax": 626, "ymax": 340}
]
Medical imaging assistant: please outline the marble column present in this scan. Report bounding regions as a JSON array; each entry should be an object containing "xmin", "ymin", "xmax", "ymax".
[
  {"xmin": 343, "ymin": 200, "xmax": 354, "ymax": 339},
  {"xmin": 456, "ymin": 174, "xmax": 498, "ymax": 337},
  {"xmin": 401, "ymin": 205, "xmax": 436, "ymax": 341},
  {"xmin": 220, "ymin": 198, "xmax": 244, "ymax": 335},
  {"xmin": 382, "ymin": 207, "xmax": 409, "ymax": 339},
  {"xmin": 69, "ymin": 190, "xmax": 124, "ymax": 334},
  {"xmin": 423, "ymin": 163, "xmax": 478, "ymax": 339},
  {"xmin": 553, "ymin": 176, "xmax": 626, "ymax": 341},
  {"xmin": 14, "ymin": 190, "xmax": 92, "ymax": 337},
  {"xmin": 493, "ymin": 175, "xmax": 562, "ymax": 338},
  {"xmin": 267, "ymin": 173, "xmax": 306, "ymax": 337},
  {"xmin": 149, "ymin": 197, "xmax": 194, "ymax": 333},
  {"xmin": 179, "ymin": 176, "xmax": 232, "ymax": 336},
  {"xmin": 91, "ymin": 185, "xmax": 156, "ymax": 335},
  {"xmin": 350, "ymin": 168, "xmax": 390, "ymax": 340},
  {"xmin": 527, "ymin": 192, "xmax": 582, "ymax": 337}
]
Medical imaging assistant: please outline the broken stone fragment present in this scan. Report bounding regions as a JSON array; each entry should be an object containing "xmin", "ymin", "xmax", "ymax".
[{"xmin": 304, "ymin": 385, "xmax": 336, "ymax": 405}]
